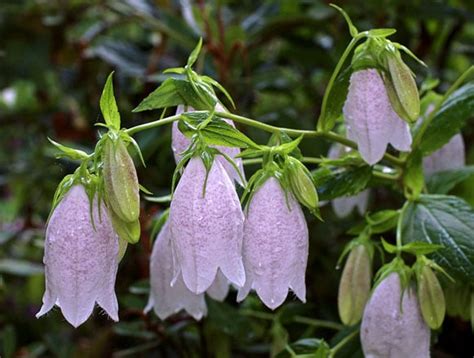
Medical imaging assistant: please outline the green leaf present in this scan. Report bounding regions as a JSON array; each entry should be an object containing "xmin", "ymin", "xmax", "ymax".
[
  {"xmin": 366, "ymin": 28, "xmax": 396, "ymax": 37},
  {"xmin": 178, "ymin": 112, "xmax": 259, "ymax": 149},
  {"xmin": 419, "ymin": 83, "xmax": 474, "ymax": 155},
  {"xmin": 403, "ymin": 150, "xmax": 424, "ymax": 199},
  {"xmin": 174, "ymin": 78, "xmax": 217, "ymax": 110},
  {"xmin": 401, "ymin": 194, "xmax": 474, "ymax": 282},
  {"xmin": 365, "ymin": 209, "xmax": 399, "ymax": 234},
  {"xmin": 48, "ymin": 138, "xmax": 89, "ymax": 160},
  {"xmin": 186, "ymin": 38, "xmax": 203, "ymax": 68},
  {"xmin": 312, "ymin": 165, "xmax": 372, "ymax": 201},
  {"xmin": 318, "ymin": 66, "xmax": 351, "ymax": 131},
  {"xmin": 426, "ymin": 166, "xmax": 474, "ymax": 194},
  {"xmin": 100, "ymin": 72, "xmax": 121, "ymax": 130},
  {"xmin": 133, "ymin": 77, "xmax": 185, "ymax": 112}
]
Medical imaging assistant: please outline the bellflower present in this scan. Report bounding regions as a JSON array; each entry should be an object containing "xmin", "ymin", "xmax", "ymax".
[
  {"xmin": 237, "ymin": 177, "xmax": 308, "ymax": 310},
  {"xmin": 423, "ymin": 134, "xmax": 465, "ymax": 176},
  {"xmin": 172, "ymin": 104, "xmax": 245, "ymax": 185},
  {"xmin": 328, "ymin": 144, "xmax": 369, "ymax": 218},
  {"xmin": 206, "ymin": 270, "xmax": 230, "ymax": 301},
  {"xmin": 361, "ymin": 273, "xmax": 430, "ymax": 358},
  {"xmin": 169, "ymin": 157, "xmax": 245, "ymax": 294},
  {"xmin": 145, "ymin": 221, "xmax": 207, "ymax": 320},
  {"xmin": 36, "ymin": 185, "xmax": 119, "ymax": 328},
  {"xmin": 343, "ymin": 69, "xmax": 412, "ymax": 165}
]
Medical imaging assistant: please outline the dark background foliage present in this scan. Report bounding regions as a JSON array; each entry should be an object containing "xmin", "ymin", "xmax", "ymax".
[{"xmin": 1, "ymin": 0, "xmax": 473, "ymax": 356}]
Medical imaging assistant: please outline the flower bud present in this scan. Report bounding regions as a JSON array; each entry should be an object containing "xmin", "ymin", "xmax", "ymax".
[
  {"xmin": 343, "ymin": 69, "xmax": 412, "ymax": 165},
  {"xmin": 423, "ymin": 134, "xmax": 465, "ymax": 176},
  {"xmin": 286, "ymin": 157, "xmax": 318, "ymax": 211},
  {"xmin": 109, "ymin": 209, "xmax": 141, "ymax": 244},
  {"xmin": 338, "ymin": 244, "xmax": 372, "ymax": 325},
  {"xmin": 237, "ymin": 177, "xmax": 308, "ymax": 310},
  {"xmin": 417, "ymin": 265, "xmax": 445, "ymax": 329},
  {"xmin": 103, "ymin": 137, "xmax": 140, "ymax": 223},
  {"xmin": 386, "ymin": 54, "xmax": 420, "ymax": 122},
  {"xmin": 36, "ymin": 185, "xmax": 119, "ymax": 327},
  {"xmin": 361, "ymin": 273, "xmax": 430, "ymax": 358},
  {"xmin": 169, "ymin": 157, "xmax": 245, "ymax": 294}
]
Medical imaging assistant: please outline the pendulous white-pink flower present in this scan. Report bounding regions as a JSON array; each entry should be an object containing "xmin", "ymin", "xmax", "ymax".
[
  {"xmin": 423, "ymin": 134, "xmax": 465, "ymax": 176},
  {"xmin": 145, "ymin": 221, "xmax": 207, "ymax": 320},
  {"xmin": 36, "ymin": 185, "xmax": 119, "ymax": 328},
  {"xmin": 169, "ymin": 156, "xmax": 245, "ymax": 294},
  {"xmin": 361, "ymin": 273, "xmax": 430, "ymax": 358},
  {"xmin": 172, "ymin": 104, "xmax": 245, "ymax": 185},
  {"xmin": 237, "ymin": 177, "xmax": 308, "ymax": 310},
  {"xmin": 344, "ymin": 69, "xmax": 412, "ymax": 165}
]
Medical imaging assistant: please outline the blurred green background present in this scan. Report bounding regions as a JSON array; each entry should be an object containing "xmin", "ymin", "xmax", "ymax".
[{"xmin": 1, "ymin": 0, "xmax": 473, "ymax": 357}]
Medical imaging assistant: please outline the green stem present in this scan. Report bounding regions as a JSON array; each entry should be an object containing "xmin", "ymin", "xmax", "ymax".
[
  {"xmin": 217, "ymin": 112, "xmax": 404, "ymax": 166},
  {"xmin": 293, "ymin": 316, "xmax": 344, "ymax": 330},
  {"xmin": 318, "ymin": 35, "xmax": 364, "ymax": 130},
  {"xmin": 125, "ymin": 114, "xmax": 181, "ymax": 135},
  {"xmin": 329, "ymin": 329, "xmax": 360, "ymax": 358},
  {"xmin": 396, "ymin": 201, "xmax": 410, "ymax": 252},
  {"xmin": 411, "ymin": 65, "xmax": 474, "ymax": 151},
  {"xmin": 240, "ymin": 309, "xmax": 274, "ymax": 320}
]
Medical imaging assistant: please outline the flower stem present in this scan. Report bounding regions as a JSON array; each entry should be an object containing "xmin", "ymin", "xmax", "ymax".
[
  {"xmin": 317, "ymin": 35, "xmax": 363, "ymax": 130},
  {"xmin": 329, "ymin": 329, "xmax": 360, "ymax": 358},
  {"xmin": 293, "ymin": 316, "xmax": 344, "ymax": 330},
  {"xmin": 411, "ymin": 65, "xmax": 474, "ymax": 151},
  {"xmin": 125, "ymin": 114, "xmax": 181, "ymax": 135}
]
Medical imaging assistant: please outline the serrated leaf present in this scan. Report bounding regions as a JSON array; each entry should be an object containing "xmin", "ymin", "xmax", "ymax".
[
  {"xmin": 174, "ymin": 78, "xmax": 216, "ymax": 110},
  {"xmin": 419, "ymin": 83, "xmax": 474, "ymax": 154},
  {"xmin": 401, "ymin": 194, "xmax": 474, "ymax": 282},
  {"xmin": 133, "ymin": 78, "xmax": 185, "ymax": 112},
  {"xmin": 100, "ymin": 72, "xmax": 120, "ymax": 130},
  {"xmin": 312, "ymin": 165, "xmax": 372, "ymax": 201},
  {"xmin": 426, "ymin": 166, "xmax": 474, "ymax": 194}
]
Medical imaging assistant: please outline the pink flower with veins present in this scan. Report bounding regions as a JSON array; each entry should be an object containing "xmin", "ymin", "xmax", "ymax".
[
  {"xmin": 423, "ymin": 134, "xmax": 465, "ymax": 176},
  {"xmin": 237, "ymin": 177, "xmax": 308, "ymax": 310},
  {"xmin": 169, "ymin": 156, "xmax": 245, "ymax": 294},
  {"xmin": 172, "ymin": 104, "xmax": 245, "ymax": 185},
  {"xmin": 361, "ymin": 273, "xmax": 430, "ymax": 358},
  {"xmin": 145, "ymin": 221, "xmax": 207, "ymax": 320},
  {"xmin": 344, "ymin": 69, "xmax": 412, "ymax": 165},
  {"xmin": 36, "ymin": 185, "xmax": 119, "ymax": 328}
]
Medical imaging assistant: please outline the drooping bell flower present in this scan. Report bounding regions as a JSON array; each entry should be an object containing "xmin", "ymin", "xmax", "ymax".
[
  {"xmin": 169, "ymin": 156, "xmax": 245, "ymax": 294},
  {"xmin": 328, "ymin": 144, "xmax": 369, "ymax": 218},
  {"xmin": 172, "ymin": 104, "xmax": 245, "ymax": 185},
  {"xmin": 423, "ymin": 134, "xmax": 465, "ymax": 176},
  {"xmin": 145, "ymin": 221, "xmax": 207, "ymax": 320},
  {"xmin": 343, "ymin": 69, "xmax": 412, "ymax": 165},
  {"xmin": 36, "ymin": 185, "xmax": 119, "ymax": 327},
  {"xmin": 206, "ymin": 270, "xmax": 230, "ymax": 301},
  {"xmin": 237, "ymin": 177, "xmax": 308, "ymax": 310},
  {"xmin": 361, "ymin": 273, "xmax": 430, "ymax": 358}
]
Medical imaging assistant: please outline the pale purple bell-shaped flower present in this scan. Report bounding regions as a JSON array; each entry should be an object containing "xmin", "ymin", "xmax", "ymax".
[
  {"xmin": 169, "ymin": 156, "xmax": 245, "ymax": 294},
  {"xmin": 145, "ymin": 221, "xmax": 207, "ymax": 320},
  {"xmin": 36, "ymin": 185, "xmax": 119, "ymax": 328},
  {"xmin": 361, "ymin": 273, "xmax": 430, "ymax": 358},
  {"xmin": 423, "ymin": 134, "xmax": 465, "ymax": 176},
  {"xmin": 344, "ymin": 69, "xmax": 412, "ymax": 165},
  {"xmin": 237, "ymin": 177, "xmax": 308, "ymax": 310},
  {"xmin": 328, "ymin": 143, "xmax": 370, "ymax": 218},
  {"xmin": 172, "ymin": 104, "xmax": 245, "ymax": 185},
  {"xmin": 206, "ymin": 270, "xmax": 230, "ymax": 301}
]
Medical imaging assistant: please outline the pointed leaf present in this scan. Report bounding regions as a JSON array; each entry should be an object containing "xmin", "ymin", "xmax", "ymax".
[{"xmin": 100, "ymin": 72, "xmax": 121, "ymax": 130}]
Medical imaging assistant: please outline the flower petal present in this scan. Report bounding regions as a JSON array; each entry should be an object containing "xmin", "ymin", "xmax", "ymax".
[
  {"xmin": 423, "ymin": 134, "xmax": 465, "ymax": 176},
  {"xmin": 206, "ymin": 270, "xmax": 230, "ymax": 301}
]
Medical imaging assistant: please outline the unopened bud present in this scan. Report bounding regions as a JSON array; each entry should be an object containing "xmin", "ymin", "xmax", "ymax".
[
  {"xmin": 386, "ymin": 54, "xmax": 420, "ymax": 122},
  {"xmin": 286, "ymin": 157, "xmax": 318, "ymax": 211},
  {"xmin": 338, "ymin": 244, "xmax": 372, "ymax": 325},
  {"xmin": 417, "ymin": 265, "xmax": 446, "ymax": 329},
  {"xmin": 110, "ymin": 209, "xmax": 141, "ymax": 244},
  {"xmin": 103, "ymin": 137, "xmax": 140, "ymax": 222}
]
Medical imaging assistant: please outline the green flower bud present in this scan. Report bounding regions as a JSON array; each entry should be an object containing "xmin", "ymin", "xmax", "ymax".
[
  {"xmin": 386, "ymin": 53, "xmax": 420, "ymax": 122},
  {"xmin": 417, "ymin": 265, "xmax": 446, "ymax": 329},
  {"xmin": 110, "ymin": 209, "xmax": 141, "ymax": 244},
  {"xmin": 103, "ymin": 137, "xmax": 140, "ymax": 223},
  {"xmin": 338, "ymin": 244, "xmax": 372, "ymax": 325},
  {"xmin": 286, "ymin": 157, "xmax": 318, "ymax": 212}
]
